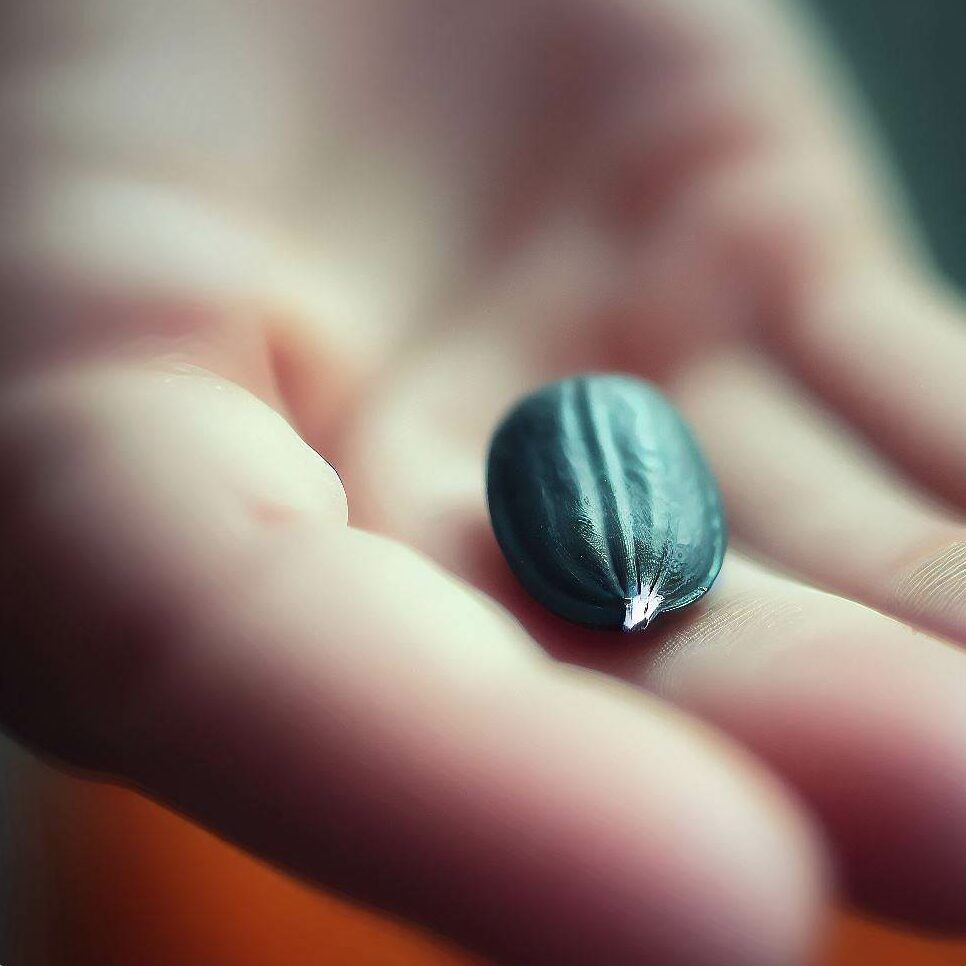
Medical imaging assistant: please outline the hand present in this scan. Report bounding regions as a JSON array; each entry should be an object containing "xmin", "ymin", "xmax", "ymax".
[{"xmin": 2, "ymin": 2, "xmax": 965, "ymax": 963}]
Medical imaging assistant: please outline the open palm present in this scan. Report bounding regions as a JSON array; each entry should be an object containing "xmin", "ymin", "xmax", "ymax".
[{"xmin": 3, "ymin": 2, "xmax": 966, "ymax": 963}]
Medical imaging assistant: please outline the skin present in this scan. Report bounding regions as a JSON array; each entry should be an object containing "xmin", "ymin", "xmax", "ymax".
[{"xmin": 2, "ymin": 0, "xmax": 966, "ymax": 962}]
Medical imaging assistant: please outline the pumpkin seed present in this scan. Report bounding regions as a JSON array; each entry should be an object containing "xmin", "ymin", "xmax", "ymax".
[{"xmin": 486, "ymin": 373, "xmax": 726, "ymax": 632}]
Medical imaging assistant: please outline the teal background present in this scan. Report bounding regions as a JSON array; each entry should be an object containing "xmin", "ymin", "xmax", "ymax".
[{"xmin": 811, "ymin": 0, "xmax": 966, "ymax": 283}]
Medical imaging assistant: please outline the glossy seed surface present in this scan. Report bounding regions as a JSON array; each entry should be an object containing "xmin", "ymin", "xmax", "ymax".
[{"xmin": 486, "ymin": 373, "xmax": 726, "ymax": 632}]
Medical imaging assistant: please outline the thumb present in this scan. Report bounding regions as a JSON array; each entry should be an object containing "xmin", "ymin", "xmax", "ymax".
[{"xmin": 0, "ymin": 356, "xmax": 825, "ymax": 965}]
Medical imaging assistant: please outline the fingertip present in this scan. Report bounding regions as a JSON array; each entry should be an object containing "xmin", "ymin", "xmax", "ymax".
[
  {"xmin": 625, "ymin": 692, "xmax": 830, "ymax": 966},
  {"xmin": 664, "ymin": 578, "xmax": 966, "ymax": 933},
  {"xmin": 473, "ymin": 663, "xmax": 830, "ymax": 966}
]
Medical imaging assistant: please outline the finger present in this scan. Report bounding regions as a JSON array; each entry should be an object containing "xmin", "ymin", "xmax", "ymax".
[
  {"xmin": 628, "ymin": 555, "xmax": 966, "ymax": 933},
  {"xmin": 348, "ymin": 334, "xmax": 966, "ymax": 933},
  {"xmin": 608, "ymin": 1, "xmax": 966, "ymax": 516},
  {"xmin": 463, "ymin": 542, "xmax": 966, "ymax": 933},
  {"xmin": 776, "ymin": 266, "xmax": 966, "ymax": 510},
  {"xmin": 671, "ymin": 349, "xmax": 966, "ymax": 646},
  {"xmin": 0, "ymin": 360, "xmax": 825, "ymax": 966}
]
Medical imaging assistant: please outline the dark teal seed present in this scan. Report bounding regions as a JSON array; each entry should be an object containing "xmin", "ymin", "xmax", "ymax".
[{"xmin": 486, "ymin": 373, "xmax": 726, "ymax": 632}]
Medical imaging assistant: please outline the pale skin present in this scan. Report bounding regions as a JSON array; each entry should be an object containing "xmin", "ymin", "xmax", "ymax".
[{"xmin": 2, "ymin": 1, "xmax": 966, "ymax": 963}]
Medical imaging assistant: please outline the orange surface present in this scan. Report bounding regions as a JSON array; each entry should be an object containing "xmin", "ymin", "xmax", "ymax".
[{"xmin": 31, "ymin": 770, "xmax": 966, "ymax": 966}]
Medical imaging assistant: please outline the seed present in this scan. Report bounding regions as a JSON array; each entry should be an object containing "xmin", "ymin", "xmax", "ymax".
[{"xmin": 486, "ymin": 373, "xmax": 726, "ymax": 632}]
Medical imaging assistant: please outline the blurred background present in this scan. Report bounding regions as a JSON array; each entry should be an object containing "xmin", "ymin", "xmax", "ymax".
[{"xmin": 1, "ymin": 1, "xmax": 965, "ymax": 963}]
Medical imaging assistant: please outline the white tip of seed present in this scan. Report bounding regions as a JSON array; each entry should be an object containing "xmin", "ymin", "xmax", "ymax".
[{"xmin": 623, "ymin": 589, "xmax": 664, "ymax": 633}]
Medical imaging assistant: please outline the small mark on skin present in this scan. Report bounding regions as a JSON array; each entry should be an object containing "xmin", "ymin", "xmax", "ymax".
[
  {"xmin": 893, "ymin": 540, "xmax": 966, "ymax": 629},
  {"xmin": 249, "ymin": 499, "xmax": 303, "ymax": 527},
  {"xmin": 648, "ymin": 592, "xmax": 806, "ymax": 691}
]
